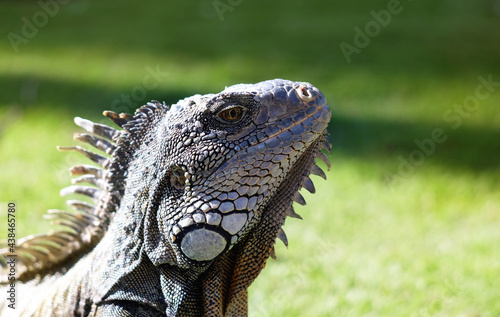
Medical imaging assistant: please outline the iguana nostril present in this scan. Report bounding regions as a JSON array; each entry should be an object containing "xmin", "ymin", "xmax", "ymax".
[{"xmin": 296, "ymin": 85, "xmax": 314, "ymax": 102}]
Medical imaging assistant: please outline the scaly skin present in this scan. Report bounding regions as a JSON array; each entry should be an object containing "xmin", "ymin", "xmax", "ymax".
[{"xmin": 1, "ymin": 79, "xmax": 331, "ymax": 316}]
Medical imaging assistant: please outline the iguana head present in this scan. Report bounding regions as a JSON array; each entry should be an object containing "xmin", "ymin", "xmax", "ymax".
[{"xmin": 129, "ymin": 79, "xmax": 331, "ymax": 269}]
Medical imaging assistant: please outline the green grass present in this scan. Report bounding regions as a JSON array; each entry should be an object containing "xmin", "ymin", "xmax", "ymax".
[{"xmin": 1, "ymin": 0, "xmax": 499, "ymax": 315}]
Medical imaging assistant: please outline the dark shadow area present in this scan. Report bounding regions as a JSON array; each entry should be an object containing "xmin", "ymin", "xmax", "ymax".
[
  {"xmin": 0, "ymin": 74, "xmax": 206, "ymax": 118},
  {"xmin": 2, "ymin": 0, "xmax": 500, "ymax": 78},
  {"xmin": 332, "ymin": 114, "xmax": 500, "ymax": 174}
]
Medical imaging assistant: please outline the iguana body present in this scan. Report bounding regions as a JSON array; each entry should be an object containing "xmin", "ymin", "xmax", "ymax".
[{"xmin": 1, "ymin": 79, "xmax": 331, "ymax": 316}]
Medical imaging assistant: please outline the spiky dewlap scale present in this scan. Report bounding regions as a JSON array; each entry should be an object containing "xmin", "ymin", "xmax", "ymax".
[{"xmin": 0, "ymin": 79, "xmax": 331, "ymax": 316}]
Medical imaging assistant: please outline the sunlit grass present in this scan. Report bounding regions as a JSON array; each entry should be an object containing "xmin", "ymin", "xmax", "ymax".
[{"xmin": 251, "ymin": 160, "xmax": 500, "ymax": 316}]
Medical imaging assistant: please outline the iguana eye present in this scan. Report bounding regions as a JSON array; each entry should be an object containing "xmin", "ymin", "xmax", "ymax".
[{"xmin": 217, "ymin": 106, "xmax": 245, "ymax": 123}]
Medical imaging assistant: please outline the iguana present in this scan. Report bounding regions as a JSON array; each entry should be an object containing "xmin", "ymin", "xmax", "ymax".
[{"xmin": 1, "ymin": 79, "xmax": 332, "ymax": 316}]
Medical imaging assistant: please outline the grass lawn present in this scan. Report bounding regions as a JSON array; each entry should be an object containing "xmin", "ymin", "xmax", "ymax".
[{"xmin": 1, "ymin": 0, "xmax": 499, "ymax": 316}]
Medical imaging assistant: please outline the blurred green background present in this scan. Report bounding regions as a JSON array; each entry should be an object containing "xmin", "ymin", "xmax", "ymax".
[{"xmin": 1, "ymin": 0, "xmax": 499, "ymax": 315}]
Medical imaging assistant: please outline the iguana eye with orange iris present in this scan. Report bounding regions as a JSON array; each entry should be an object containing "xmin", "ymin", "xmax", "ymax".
[{"xmin": 217, "ymin": 106, "xmax": 245, "ymax": 123}]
